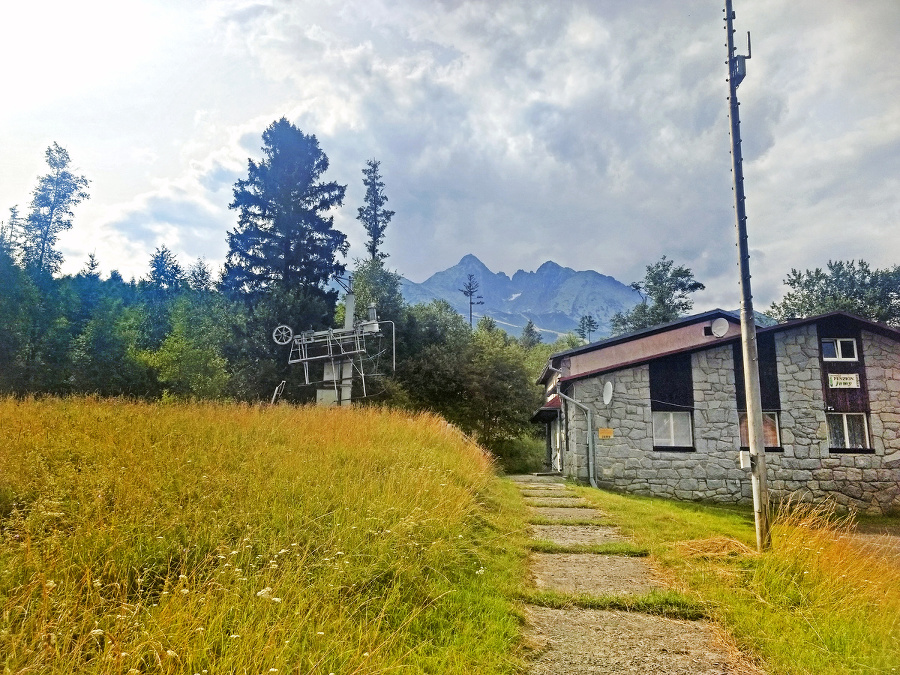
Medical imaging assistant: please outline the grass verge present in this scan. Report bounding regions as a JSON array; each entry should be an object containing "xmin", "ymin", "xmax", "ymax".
[
  {"xmin": 515, "ymin": 588, "xmax": 706, "ymax": 620},
  {"xmin": 575, "ymin": 485, "xmax": 900, "ymax": 673},
  {"xmin": 0, "ymin": 397, "xmax": 531, "ymax": 674},
  {"xmin": 527, "ymin": 517, "xmax": 606, "ymax": 526},
  {"xmin": 525, "ymin": 541, "xmax": 648, "ymax": 556}
]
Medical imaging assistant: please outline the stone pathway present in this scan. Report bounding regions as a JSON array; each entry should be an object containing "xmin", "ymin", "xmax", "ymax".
[{"xmin": 508, "ymin": 474, "xmax": 764, "ymax": 674}]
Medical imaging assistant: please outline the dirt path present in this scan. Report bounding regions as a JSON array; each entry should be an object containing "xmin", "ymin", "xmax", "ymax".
[{"xmin": 508, "ymin": 475, "xmax": 764, "ymax": 674}]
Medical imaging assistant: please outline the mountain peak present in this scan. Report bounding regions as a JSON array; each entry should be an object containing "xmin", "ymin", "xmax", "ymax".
[
  {"xmin": 400, "ymin": 255, "xmax": 641, "ymax": 339},
  {"xmin": 457, "ymin": 254, "xmax": 493, "ymax": 273}
]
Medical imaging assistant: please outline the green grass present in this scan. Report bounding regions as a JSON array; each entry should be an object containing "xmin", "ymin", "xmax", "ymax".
[
  {"xmin": 527, "ymin": 517, "xmax": 606, "ymax": 526},
  {"xmin": 575, "ymin": 486, "xmax": 900, "ymax": 673},
  {"xmin": 525, "ymin": 541, "xmax": 649, "ymax": 556},
  {"xmin": 515, "ymin": 587, "xmax": 707, "ymax": 619},
  {"xmin": 0, "ymin": 397, "xmax": 532, "ymax": 674}
]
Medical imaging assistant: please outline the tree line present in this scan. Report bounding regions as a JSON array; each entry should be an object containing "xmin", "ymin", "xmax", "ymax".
[
  {"xmin": 2, "ymin": 119, "xmax": 897, "ymax": 457},
  {"xmin": 0, "ymin": 120, "xmax": 572, "ymax": 459},
  {"xmin": 574, "ymin": 256, "xmax": 900, "ymax": 343}
]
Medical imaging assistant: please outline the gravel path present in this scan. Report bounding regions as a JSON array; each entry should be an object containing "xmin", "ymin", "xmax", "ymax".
[{"xmin": 508, "ymin": 474, "xmax": 764, "ymax": 674}]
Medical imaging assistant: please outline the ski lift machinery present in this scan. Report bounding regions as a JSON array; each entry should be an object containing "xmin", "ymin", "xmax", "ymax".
[{"xmin": 271, "ymin": 277, "xmax": 395, "ymax": 405}]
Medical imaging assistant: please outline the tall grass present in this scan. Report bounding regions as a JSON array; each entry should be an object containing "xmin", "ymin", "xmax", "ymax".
[
  {"xmin": 0, "ymin": 397, "xmax": 528, "ymax": 674},
  {"xmin": 734, "ymin": 500, "xmax": 900, "ymax": 673},
  {"xmin": 577, "ymin": 487, "xmax": 900, "ymax": 673}
]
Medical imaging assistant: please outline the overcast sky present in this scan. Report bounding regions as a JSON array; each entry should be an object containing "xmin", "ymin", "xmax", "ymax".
[{"xmin": 2, "ymin": 0, "xmax": 898, "ymax": 311}]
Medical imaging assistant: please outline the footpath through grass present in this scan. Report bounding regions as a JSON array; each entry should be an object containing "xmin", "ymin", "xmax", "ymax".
[
  {"xmin": 576, "ymin": 485, "xmax": 900, "ymax": 674},
  {"xmin": 0, "ymin": 397, "xmax": 530, "ymax": 674}
]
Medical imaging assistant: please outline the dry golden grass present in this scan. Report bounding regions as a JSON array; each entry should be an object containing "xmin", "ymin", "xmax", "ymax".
[
  {"xmin": 0, "ymin": 397, "xmax": 527, "ymax": 674},
  {"xmin": 577, "ymin": 486, "xmax": 900, "ymax": 673}
]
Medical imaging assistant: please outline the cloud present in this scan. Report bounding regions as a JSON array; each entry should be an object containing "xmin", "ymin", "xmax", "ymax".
[{"xmin": 20, "ymin": 0, "xmax": 900, "ymax": 314}]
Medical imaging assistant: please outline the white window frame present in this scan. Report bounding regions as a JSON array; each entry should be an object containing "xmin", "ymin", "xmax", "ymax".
[
  {"xmin": 821, "ymin": 338, "xmax": 858, "ymax": 362},
  {"xmin": 652, "ymin": 411, "xmax": 693, "ymax": 448},
  {"xmin": 738, "ymin": 411, "xmax": 781, "ymax": 448},
  {"xmin": 826, "ymin": 412, "xmax": 870, "ymax": 450}
]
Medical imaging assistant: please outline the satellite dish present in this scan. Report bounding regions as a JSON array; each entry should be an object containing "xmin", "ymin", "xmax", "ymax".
[
  {"xmin": 711, "ymin": 317, "xmax": 730, "ymax": 338},
  {"xmin": 602, "ymin": 381, "xmax": 614, "ymax": 405}
]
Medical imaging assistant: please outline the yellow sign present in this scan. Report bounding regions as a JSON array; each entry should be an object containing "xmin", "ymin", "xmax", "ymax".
[
  {"xmin": 597, "ymin": 428, "xmax": 614, "ymax": 439},
  {"xmin": 828, "ymin": 373, "xmax": 860, "ymax": 389}
]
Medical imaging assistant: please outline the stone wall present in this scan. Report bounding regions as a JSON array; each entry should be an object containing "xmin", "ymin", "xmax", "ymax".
[
  {"xmin": 564, "ymin": 345, "xmax": 752, "ymax": 502},
  {"xmin": 557, "ymin": 324, "xmax": 900, "ymax": 514}
]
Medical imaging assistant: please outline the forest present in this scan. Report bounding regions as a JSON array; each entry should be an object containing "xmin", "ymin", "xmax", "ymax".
[
  {"xmin": 0, "ymin": 122, "xmax": 574, "ymax": 463},
  {"xmin": 3, "ymin": 120, "xmax": 897, "ymax": 462}
]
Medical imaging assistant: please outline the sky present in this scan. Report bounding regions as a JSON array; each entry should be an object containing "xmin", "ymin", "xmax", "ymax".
[{"xmin": 1, "ymin": 0, "xmax": 898, "ymax": 312}]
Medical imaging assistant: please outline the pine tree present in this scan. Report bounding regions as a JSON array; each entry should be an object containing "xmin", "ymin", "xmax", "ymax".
[
  {"xmin": 222, "ymin": 118, "xmax": 347, "ymax": 297},
  {"xmin": 576, "ymin": 314, "xmax": 599, "ymax": 342},
  {"xmin": 520, "ymin": 319, "xmax": 543, "ymax": 349},
  {"xmin": 357, "ymin": 159, "xmax": 394, "ymax": 261}
]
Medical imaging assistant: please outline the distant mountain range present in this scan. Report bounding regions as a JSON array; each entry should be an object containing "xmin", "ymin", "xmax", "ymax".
[{"xmin": 399, "ymin": 254, "xmax": 641, "ymax": 340}]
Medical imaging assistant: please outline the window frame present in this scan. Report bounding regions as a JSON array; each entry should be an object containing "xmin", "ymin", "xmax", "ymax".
[
  {"xmin": 821, "ymin": 337, "xmax": 858, "ymax": 362},
  {"xmin": 826, "ymin": 412, "xmax": 872, "ymax": 453},
  {"xmin": 738, "ymin": 410, "xmax": 782, "ymax": 451},
  {"xmin": 652, "ymin": 410, "xmax": 694, "ymax": 451}
]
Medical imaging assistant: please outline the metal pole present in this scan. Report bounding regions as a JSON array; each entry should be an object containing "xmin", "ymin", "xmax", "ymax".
[
  {"xmin": 725, "ymin": 0, "xmax": 770, "ymax": 551},
  {"xmin": 340, "ymin": 289, "xmax": 355, "ymax": 406}
]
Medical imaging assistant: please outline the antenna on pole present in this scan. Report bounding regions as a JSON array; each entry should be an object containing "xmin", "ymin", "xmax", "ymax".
[{"xmin": 724, "ymin": 0, "xmax": 770, "ymax": 552}]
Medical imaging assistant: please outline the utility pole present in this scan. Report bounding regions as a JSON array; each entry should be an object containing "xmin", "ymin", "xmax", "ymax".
[{"xmin": 725, "ymin": 0, "xmax": 770, "ymax": 551}]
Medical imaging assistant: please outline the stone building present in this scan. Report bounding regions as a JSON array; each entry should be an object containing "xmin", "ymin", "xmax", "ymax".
[{"xmin": 532, "ymin": 310, "xmax": 900, "ymax": 514}]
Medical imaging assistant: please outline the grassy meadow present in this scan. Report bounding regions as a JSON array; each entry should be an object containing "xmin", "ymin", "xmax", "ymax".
[
  {"xmin": 0, "ymin": 397, "xmax": 529, "ymax": 674},
  {"xmin": 578, "ymin": 487, "xmax": 900, "ymax": 673}
]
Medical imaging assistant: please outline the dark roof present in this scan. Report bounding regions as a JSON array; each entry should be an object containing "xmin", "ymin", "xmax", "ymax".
[
  {"xmin": 551, "ymin": 309, "xmax": 740, "ymax": 360},
  {"xmin": 530, "ymin": 394, "xmax": 561, "ymax": 423},
  {"xmin": 536, "ymin": 309, "xmax": 740, "ymax": 384},
  {"xmin": 543, "ymin": 310, "xmax": 900, "ymax": 386}
]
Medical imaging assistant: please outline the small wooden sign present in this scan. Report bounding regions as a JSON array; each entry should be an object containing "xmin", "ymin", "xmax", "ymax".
[
  {"xmin": 828, "ymin": 373, "xmax": 860, "ymax": 389},
  {"xmin": 597, "ymin": 427, "xmax": 614, "ymax": 439}
]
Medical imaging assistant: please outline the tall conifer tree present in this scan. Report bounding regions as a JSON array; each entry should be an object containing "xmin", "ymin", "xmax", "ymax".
[
  {"xmin": 222, "ymin": 118, "xmax": 347, "ymax": 297},
  {"xmin": 357, "ymin": 159, "xmax": 394, "ymax": 261}
]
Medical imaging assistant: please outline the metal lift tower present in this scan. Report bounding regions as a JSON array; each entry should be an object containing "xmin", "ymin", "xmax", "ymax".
[{"xmin": 271, "ymin": 278, "xmax": 395, "ymax": 406}]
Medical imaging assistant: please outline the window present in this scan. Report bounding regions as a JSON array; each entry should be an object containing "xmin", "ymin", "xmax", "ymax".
[
  {"xmin": 649, "ymin": 354, "xmax": 694, "ymax": 451},
  {"xmin": 821, "ymin": 338, "xmax": 857, "ymax": 361},
  {"xmin": 826, "ymin": 413, "xmax": 870, "ymax": 450},
  {"xmin": 738, "ymin": 411, "xmax": 781, "ymax": 448},
  {"xmin": 652, "ymin": 411, "xmax": 693, "ymax": 448}
]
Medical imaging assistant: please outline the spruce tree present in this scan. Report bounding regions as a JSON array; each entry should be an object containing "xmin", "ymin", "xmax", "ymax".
[
  {"xmin": 222, "ymin": 118, "xmax": 347, "ymax": 297},
  {"xmin": 357, "ymin": 159, "xmax": 394, "ymax": 261}
]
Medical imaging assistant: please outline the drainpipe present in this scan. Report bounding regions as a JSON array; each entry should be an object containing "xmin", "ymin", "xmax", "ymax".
[{"xmin": 556, "ymin": 388, "xmax": 599, "ymax": 490}]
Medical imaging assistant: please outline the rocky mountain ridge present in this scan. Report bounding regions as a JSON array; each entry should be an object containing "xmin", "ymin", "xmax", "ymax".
[{"xmin": 399, "ymin": 254, "xmax": 641, "ymax": 339}]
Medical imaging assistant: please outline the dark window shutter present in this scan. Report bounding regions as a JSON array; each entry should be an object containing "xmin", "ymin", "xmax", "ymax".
[
  {"xmin": 734, "ymin": 333, "xmax": 780, "ymax": 411},
  {"xmin": 649, "ymin": 353, "xmax": 693, "ymax": 412}
]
